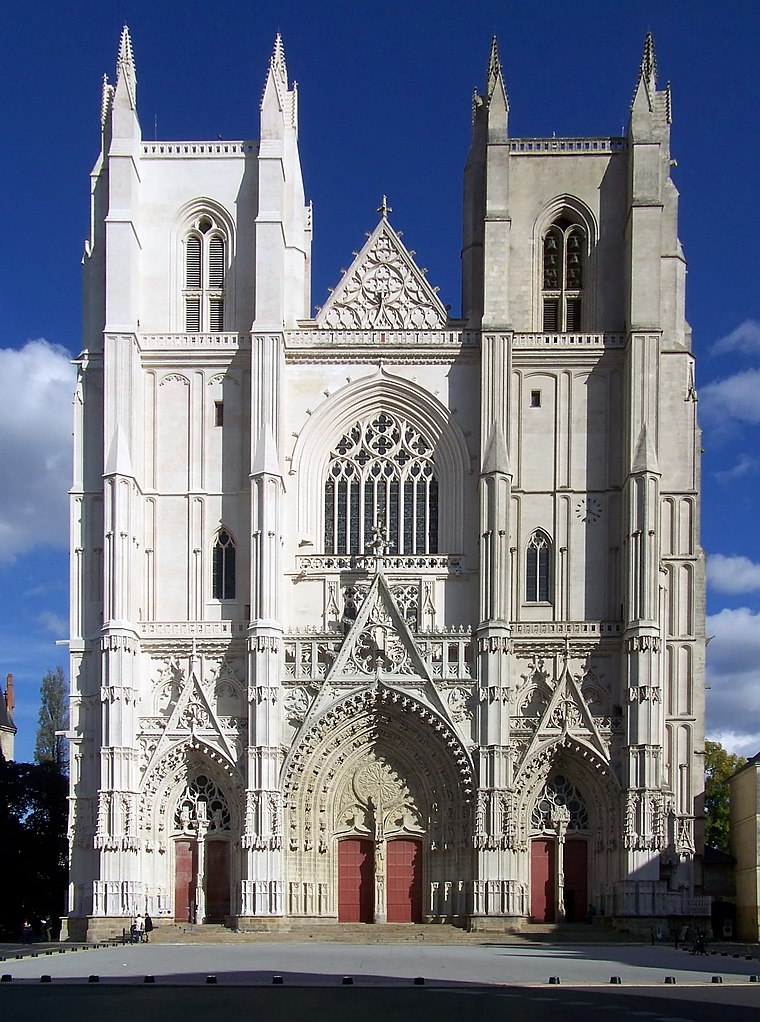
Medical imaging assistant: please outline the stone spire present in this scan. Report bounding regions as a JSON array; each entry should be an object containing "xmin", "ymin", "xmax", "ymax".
[
  {"xmin": 115, "ymin": 25, "xmax": 137, "ymax": 108},
  {"xmin": 485, "ymin": 35, "xmax": 502, "ymax": 100},
  {"xmin": 483, "ymin": 35, "xmax": 508, "ymax": 139},
  {"xmin": 631, "ymin": 31, "xmax": 657, "ymax": 113},
  {"xmin": 270, "ymin": 32, "xmax": 288, "ymax": 89}
]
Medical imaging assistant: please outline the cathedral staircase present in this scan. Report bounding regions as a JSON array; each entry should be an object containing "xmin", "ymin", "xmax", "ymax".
[{"xmin": 147, "ymin": 920, "xmax": 640, "ymax": 945}]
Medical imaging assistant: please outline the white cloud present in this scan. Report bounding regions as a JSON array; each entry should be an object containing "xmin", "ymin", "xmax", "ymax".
[
  {"xmin": 705, "ymin": 606, "xmax": 760, "ymax": 755},
  {"xmin": 0, "ymin": 340, "xmax": 75, "ymax": 563},
  {"xmin": 37, "ymin": 611, "xmax": 67, "ymax": 636},
  {"xmin": 708, "ymin": 553, "xmax": 760, "ymax": 594},
  {"xmin": 714, "ymin": 453, "xmax": 758, "ymax": 482},
  {"xmin": 700, "ymin": 369, "xmax": 760, "ymax": 427},
  {"xmin": 712, "ymin": 319, "xmax": 760, "ymax": 356}
]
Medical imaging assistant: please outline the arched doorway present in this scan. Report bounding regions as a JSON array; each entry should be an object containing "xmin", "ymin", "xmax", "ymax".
[
  {"xmin": 173, "ymin": 772, "xmax": 232, "ymax": 922},
  {"xmin": 283, "ymin": 687, "xmax": 474, "ymax": 923},
  {"xmin": 529, "ymin": 774, "xmax": 589, "ymax": 923}
]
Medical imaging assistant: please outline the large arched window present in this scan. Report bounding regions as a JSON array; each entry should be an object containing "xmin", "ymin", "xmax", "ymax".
[
  {"xmin": 183, "ymin": 213, "xmax": 226, "ymax": 332},
  {"xmin": 323, "ymin": 412, "xmax": 439, "ymax": 555},
  {"xmin": 526, "ymin": 530, "xmax": 552, "ymax": 603},
  {"xmin": 212, "ymin": 529, "xmax": 236, "ymax": 600},
  {"xmin": 542, "ymin": 219, "xmax": 585, "ymax": 332}
]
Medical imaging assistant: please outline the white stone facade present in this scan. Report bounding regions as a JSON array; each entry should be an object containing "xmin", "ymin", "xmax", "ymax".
[{"xmin": 66, "ymin": 30, "xmax": 706, "ymax": 938}]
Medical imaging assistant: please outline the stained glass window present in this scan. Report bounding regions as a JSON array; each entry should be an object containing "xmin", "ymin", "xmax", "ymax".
[{"xmin": 323, "ymin": 413, "xmax": 439, "ymax": 555}]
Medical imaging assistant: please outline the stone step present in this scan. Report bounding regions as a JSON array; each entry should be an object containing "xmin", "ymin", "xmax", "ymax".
[{"xmin": 147, "ymin": 920, "xmax": 636, "ymax": 945}]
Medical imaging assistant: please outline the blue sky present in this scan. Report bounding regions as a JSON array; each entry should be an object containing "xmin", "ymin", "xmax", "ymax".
[{"xmin": 1, "ymin": 0, "xmax": 759, "ymax": 762}]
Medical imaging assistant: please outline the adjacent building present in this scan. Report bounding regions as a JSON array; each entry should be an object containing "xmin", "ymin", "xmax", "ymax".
[{"xmin": 66, "ymin": 27, "xmax": 706, "ymax": 939}]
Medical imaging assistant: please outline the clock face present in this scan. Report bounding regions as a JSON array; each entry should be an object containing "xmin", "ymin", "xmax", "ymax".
[{"xmin": 575, "ymin": 497, "xmax": 603, "ymax": 523}]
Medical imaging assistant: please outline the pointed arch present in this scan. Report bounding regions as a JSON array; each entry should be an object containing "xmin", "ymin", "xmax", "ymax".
[
  {"xmin": 171, "ymin": 197, "xmax": 236, "ymax": 332},
  {"xmin": 211, "ymin": 526, "xmax": 236, "ymax": 601},
  {"xmin": 514, "ymin": 734, "xmax": 621, "ymax": 853},
  {"xmin": 290, "ymin": 370, "xmax": 472, "ymax": 553},
  {"xmin": 533, "ymin": 194, "xmax": 598, "ymax": 332},
  {"xmin": 139, "ymin": 736, "xmax": 244, "ymax": 853},
  {"xmin": 525, "ymin": 529, "xmax": 553, "ymax": 603}
]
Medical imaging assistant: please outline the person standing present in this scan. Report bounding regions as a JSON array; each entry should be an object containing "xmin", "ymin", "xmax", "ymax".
[{"xmin": 144, "ymin": 912, "xmax": 153, "ymax": 943}]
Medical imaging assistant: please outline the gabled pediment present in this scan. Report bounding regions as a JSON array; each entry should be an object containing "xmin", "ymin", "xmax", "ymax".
[
  {"xmin": 518, "ymin": 662, "xmax": 609, "ymax": 770},
  {"xmin": 316, "ymin": 210, "xmax": 448, "ymax": 330},
  {"xmin": 326, "ymin": 573, "xmax": 431, "ymax": 683},
  {"xmin": 148, "ymin": 656, "xmax": 237, "ymax": 769}
]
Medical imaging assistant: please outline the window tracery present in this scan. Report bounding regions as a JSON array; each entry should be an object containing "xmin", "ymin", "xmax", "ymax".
[
  {"xmin": 531, "ymin": 775, "xmax": 588, "ymax": 832},
  {"xmin": 542, "ymin": 219, "xmax": 585, "ymax": 332},
  {"xmin": 212, "ymin": 529, "xmax": 235, "ymax": 600},
  {"xmin": 526, "ymin": 530, "xmax": 552, "ymax": 603},
  {"xmin": 324, "ymin": 413, "xmax": 439, "ymax": 556},
  {"xmin": 174, "ymin": 774, "xmax": 231, "ymax": 833},
  {"xmin": 183, "ymin": 213, "xmax": 226, "ymax": 332}
]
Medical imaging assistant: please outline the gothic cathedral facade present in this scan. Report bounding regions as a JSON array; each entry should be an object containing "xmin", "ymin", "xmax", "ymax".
[{"xmin": 66, "ymin": 29, "xmax": 706, "ymax": 938}]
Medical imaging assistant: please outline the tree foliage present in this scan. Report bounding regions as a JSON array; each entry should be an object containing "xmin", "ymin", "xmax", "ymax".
[
  {"xmin": 35, "ymin": 666, "xmax": 68, "ymax": 770},
  {"xmin": 0, "ymin": 758, "xmax": 68, "ymax": 933},
  {"xmin": 704, "ymin": 739, "xmax": 746, "ymax": 852}
]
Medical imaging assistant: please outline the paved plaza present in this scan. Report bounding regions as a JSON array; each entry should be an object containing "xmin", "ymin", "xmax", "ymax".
[
  {"xmin": 1, "ymin": 939, "xmax": 759, "ymax": 985},
  {"xmin": 2, "ymin": 942, "xmax": 760, "ymax": 1022}
]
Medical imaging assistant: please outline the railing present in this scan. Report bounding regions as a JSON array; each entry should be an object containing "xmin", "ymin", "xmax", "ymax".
[
  {"xmin": 138, "ymin": 333, "xmax": 245, "ymax": 349},
  {"xmin": 511, "ymin": 621, "xmax": 623, "ymax": 637},
  {"xmin": 512, "ymin": 332, "xmax": 625, "ymax": 348},
  {"xmin": 285, "ymin": 328, "xmax": 478, "ymax": 348},
  {"xmin": 139, "ymin": 621, "xmax": 248, "ymax": 638},
  {"xmin": 294, "ymin": 553, "xmax": 464, "ymax": 574},
  {"xmin": 141, "ymin": 141, "xmax": 256, "ymax": 157},
  {"xmin": 510, "ymin": 137, "xmax": 626, "ymax": 154}
]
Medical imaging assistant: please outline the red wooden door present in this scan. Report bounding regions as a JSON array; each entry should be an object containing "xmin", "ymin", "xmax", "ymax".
[
  {"xmin": 174, "ymin": 839, "xmax": 197, "ymax": 922},
  {"xmin": 564, "ymin": 839, "xmax": 588, "ymax": 923},
  {"xmin": 386, "ymin": 839, "xmax": 422, "ymax": 923},
  {"xmin": 530, "ymin": 838, "xmax": 555, "ymax": 922},
  {"xmin": 206, "ymin": 840, "xmax": 231, "ymax": 922},
  {"xmin": 338, "ymin": 838, "xmax": 374, "ymax": 922}
]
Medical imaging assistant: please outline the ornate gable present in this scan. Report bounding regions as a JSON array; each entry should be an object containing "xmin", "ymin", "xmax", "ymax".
[
  {"xmin": 517, "ymin": 660, "xmax": 609, "ymax": 773},
  {"xmin": 316, "ymin": 203, "xmax": 448, "ymax": 330},
  {"xmin": 326, "ymin": 572, "xmax": 431, "ymax": 683},
  {"xmin": 147, "ymin": 651, "xmax": 238, "ymax": 770}
]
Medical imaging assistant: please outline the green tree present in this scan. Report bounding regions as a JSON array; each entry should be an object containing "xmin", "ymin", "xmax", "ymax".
[
  {"xmin": 704, "ymin": 739, "xmax": 746, "ymax": 852},
  {"xmin": 0, "ymin": 758, "xmax": 69, "ymax": 933},
  {"xmin": 34, "ymin": 666, "xmax": 68, "ymax": 770}
]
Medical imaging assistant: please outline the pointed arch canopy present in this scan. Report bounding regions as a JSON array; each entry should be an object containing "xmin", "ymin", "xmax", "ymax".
[
  {"xmin": 290, "ymin": 369, "xmax": 471, "ymax": 553},
  {"xmin": 139, "ymin": 735, "xmax": 244, "ymax": 853},
  {"xmin": 282, "ymin": 685, "xmax": 474, "ymax": 851},
  {"xmin": 513, "ymin": 734, "xmax": 621, "ymax": 852}
]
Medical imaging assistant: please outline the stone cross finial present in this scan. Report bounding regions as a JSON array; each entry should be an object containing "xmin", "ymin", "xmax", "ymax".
[{"xmin": 377, "ymin": 195, "xmax": 392, "ymax": 219}]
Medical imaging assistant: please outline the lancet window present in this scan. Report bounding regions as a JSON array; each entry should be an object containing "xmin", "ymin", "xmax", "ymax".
[
  {"xmin": 531, "ymin": 775, "xmax": 589, "ymax": 833},
  {"xmin": 526, "ymin": 530, "xmax": 552, "ymax": 603},
  {"xmin": 212, "ymin": 529, "xmax": 236, "ymax": 600},
  {"xmin": 542, "ymin": 219, "xmax": 585, "ymax": 332},
  {"xmin": 183, "ymin": 213, "xmax": 226, "ymax": 332},
  {"xmin": 323, "ymin": 413, "xmax": 439, "ymax": 555}
]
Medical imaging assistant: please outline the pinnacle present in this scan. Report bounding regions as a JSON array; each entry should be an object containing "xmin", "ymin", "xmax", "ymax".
[
  {"xmin": 117, "ymin": 24, "xmax": 135, "ymax": 79},
  {"xmin": 638, "ymin": 31, "xmax": 657, "ymax": 91},
  {"xmin": 486, "ymin": 35, "xmax": 501, "ymax": 96},
  {"xmin": 270, "ymin": 32, "xmax": 288, "ymax": 85}
]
